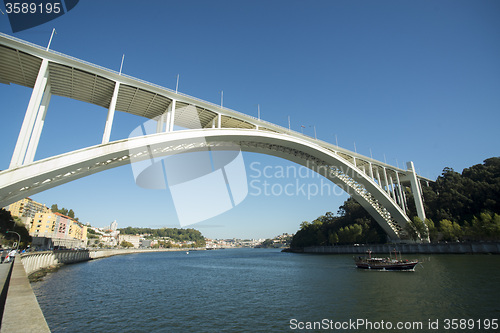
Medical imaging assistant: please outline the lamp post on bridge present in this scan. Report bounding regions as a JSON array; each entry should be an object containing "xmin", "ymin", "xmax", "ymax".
[{"xmin": 6, "ymin": 230, "xmax": 21, "ymax": 251}]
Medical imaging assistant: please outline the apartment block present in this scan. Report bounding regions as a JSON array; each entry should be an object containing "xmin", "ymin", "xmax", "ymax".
[
  {"xmin": 30, "ymin": 211, "xmax": 88, "ymax": 249},
  {"xmin": 5, "ymin": 197, "xmax": 50, "ymax": 219}
]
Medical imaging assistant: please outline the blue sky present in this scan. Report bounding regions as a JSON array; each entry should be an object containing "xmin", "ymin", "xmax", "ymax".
[{"xmin": 1, "ymin": 0, "xmax": 499, "ymax": 239}]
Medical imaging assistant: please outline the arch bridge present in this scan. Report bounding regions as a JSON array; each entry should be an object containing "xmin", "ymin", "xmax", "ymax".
[{"xmin": 0, "ymin": 33, "xmax": 432, "ymax": 241}]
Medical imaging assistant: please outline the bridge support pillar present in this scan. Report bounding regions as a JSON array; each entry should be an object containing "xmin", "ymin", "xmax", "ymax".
[
  {"xmin": 395, "ymin": 171, "xmax": 406, "ymax": 214},
  {"xmin": 25, "ymin": 84, "xmax": 52, "ymax": 164},
  {"xmin": 10, "ymin": 59, "xmax": 49, "ymax": 168},
  {"xmin": 407, "ymin": 161, "xmax": 426, "ymax": 222},
  {"xmin": 102, "ymin": 82, "xmax": 120, "ymax": 144},
  {"xmin": 167, "ymin": 99, "xmax": 176, "ymax": 132},
  {"xmin": 382, "ymin": 167, "xmax": 390, "ymax": 196},
  {"xmin": 389, "ymin": 175, "xmax": 396, "ymax": 200},
  {"xmin": 375, "ymin": 167, "xmax": 382, "ymax": 187},
  {"xmin": 156, "ymin": 111, "xmax": 167, "ymax": 133}
]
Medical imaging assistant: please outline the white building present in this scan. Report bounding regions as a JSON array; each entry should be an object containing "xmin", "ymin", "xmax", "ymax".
[{"xmin": 118, "ymin": 234, "xmax": 141, "ymax": 248}]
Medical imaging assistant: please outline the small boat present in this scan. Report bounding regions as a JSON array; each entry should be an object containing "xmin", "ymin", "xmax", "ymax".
[{"xmin": 355, "ymin": 250, "xmax": 418, "ymax": 271}]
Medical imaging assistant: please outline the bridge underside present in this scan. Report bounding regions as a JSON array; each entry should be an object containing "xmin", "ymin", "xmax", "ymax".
[{"xmin": 0, "ymin": 129, "xmax": 419, "ymax": 240}]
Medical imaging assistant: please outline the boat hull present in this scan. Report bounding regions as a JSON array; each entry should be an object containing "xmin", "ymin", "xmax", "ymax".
[{"xmin": 355, "ymin": 261, "xmax": 418, "ymax": 270}]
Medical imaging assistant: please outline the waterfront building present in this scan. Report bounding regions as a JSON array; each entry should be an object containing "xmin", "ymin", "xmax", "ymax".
[
  {"xmin": 118, "ymin": 234, "xmax": 141, "ymax": 248},
  {"xmin": 30, "ymin": 212, "xmax": 88, "ymax": 249},
  {"xmin": 100, "ymin": 234, "xmax": 118, "ymax": 247},
  {"xmin": 67, "ymin": 217, "xmax": 87, "ymax": 242},
  {"xmin": 54, "ymin": 212, "xmax": 70, "ymax": 239},
  {"xmin": 87, "ymin": 226, "xmax": 120, "ymax": 247},
  {"xmin": 30, "ymin": 212, "xmax": 57, "ymax": 237}
]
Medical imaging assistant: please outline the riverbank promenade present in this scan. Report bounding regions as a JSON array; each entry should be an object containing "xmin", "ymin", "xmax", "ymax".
[{"xmin": 1, "ymin": 257, "xmax": 50, "ymax": 332}]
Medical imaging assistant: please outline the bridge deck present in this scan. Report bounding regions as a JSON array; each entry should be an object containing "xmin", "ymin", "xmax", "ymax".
[{"xmin": 0, "ymin": 32, "xmax": 431, "ymax": 184}]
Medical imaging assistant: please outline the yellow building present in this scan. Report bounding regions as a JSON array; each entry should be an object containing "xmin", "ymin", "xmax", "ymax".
[
  {"xmin": 5, "ymin": 198, "xmax": 50, "ymax": 219},
  {"xmin": 30, "ymin": 212, "xmax": 87, "ymax": 244},
  {"xmin": 30, "ymin": 212, "xmax": 57, "ymax": 237},
  {"xmin": 68, "ymin": 221, "xmax": 87, "ymax": 242}
]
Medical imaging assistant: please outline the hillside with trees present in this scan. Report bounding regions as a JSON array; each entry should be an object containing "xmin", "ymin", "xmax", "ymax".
[
  {"xmin": 51, "ymin": 204, "xmax": 78, "ymax": 220},
  {"xmin": 420, "ymin": 157, "xmax": 500, "ymax": 242},
  {"xmin": 290, "ymin": 198, "xmax": 385, "ymax": 248},
  {"xmin": 119, "ymin": 227, "xmax": 206, "ymax": 247},
  {"xmin": 290, "ymin": 157, "xmax": 500, "ymax": 248}
]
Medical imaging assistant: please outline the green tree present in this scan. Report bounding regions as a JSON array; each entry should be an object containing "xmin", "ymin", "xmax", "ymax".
[
  {"xmin": 290, "ymin": 197, "xmax": 386, "ymax": 248},
  {"xmin": 466, "ymin": 212, "xmax": 500, "ymax": 241},
  {"xmin": 412, "ymin": 217, "xmax": 429, "ymax": 241},
  {"xmin": 120, "ymin": 241, "xmax": 134, "ymax": 248},
  {"xmin": 426, "ymin": 219, "xmax": 438, "ymax": 242},
  {"xmin": 51, "ymin": 204, "xmax": 79, "ymax": 220},
  {"xmin": 299, "ymin": 221, "xmax": 310, "ymax": 229},
  {"xmin": 403, "ymin": 219, "xmax": 419, "ymax": 241},
  {"xmin": 439, "ymin": 219, "xmax": 462, "ymax": 241},
  {"xmin": 328, "ymin": 231, "xmax": 338, "ymax": 245},
  {"xmin": 0, "ymin": 209, "xmax": 31, "ymax": 247},
  {"xmin": 260, "ymin": 239, "xmax": 274, "ymax": 247},
  {"xmin": 422, "ymin": 158, "xmax": 500, "ymax": 228}
]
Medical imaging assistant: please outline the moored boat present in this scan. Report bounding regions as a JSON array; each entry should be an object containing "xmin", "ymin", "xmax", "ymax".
[{"xmin": 355, "ymin": 250, "xmax": 418, "ymax": 271}]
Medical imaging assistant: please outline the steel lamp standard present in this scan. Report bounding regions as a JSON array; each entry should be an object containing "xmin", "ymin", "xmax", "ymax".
[{"xmin": 6, "ymin": 230, "xmax": 21, "ymax": 251}]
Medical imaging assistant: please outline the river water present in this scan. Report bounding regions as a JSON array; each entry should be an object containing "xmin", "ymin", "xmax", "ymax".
[{"xmin": 31, "ymin": 248, "xmax": 500, "ymax": 332}]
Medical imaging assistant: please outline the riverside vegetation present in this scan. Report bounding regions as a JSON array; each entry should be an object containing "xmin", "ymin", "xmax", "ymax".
[
  {"xmin": 119, "ymin": 227, "xmax": 206, "ymax": 248},
  {"xmin": 291, "ymin": 157, "xmax": 500, "ymax": 248}
]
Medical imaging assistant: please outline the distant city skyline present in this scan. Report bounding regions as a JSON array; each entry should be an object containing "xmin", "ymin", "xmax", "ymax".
[{"xmin": 1, "ymin": 1, "xmax": 499, "ymax": 239}]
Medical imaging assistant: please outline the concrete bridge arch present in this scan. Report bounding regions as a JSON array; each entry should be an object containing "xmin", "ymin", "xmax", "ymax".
[{"xmin": 1, "ymin": 129, "xmax": 416, "ymax": 240}]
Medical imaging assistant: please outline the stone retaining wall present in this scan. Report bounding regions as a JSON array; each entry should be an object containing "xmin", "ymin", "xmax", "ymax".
[
  {"xmin": 301, "ymin": 242, "xmax": 500, "ymax": 254},
  {"xmin": 20, "ymin": 248, "xmax": 205, "ymax": 276}
]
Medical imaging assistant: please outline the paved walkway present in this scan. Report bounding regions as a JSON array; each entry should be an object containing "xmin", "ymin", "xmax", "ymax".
[
  {"xmin": 0, "ymin": 261, "xmax": 12, "ymax": 322},
  {"xmin": 0, "ymin": 262, "xmax": 10, "ymax": 288},
  {"xmin": 0, "ymin": 256, "xmax": 50, "ymax": 332}
]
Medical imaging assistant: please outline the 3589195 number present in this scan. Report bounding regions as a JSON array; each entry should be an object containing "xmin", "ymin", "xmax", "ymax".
[
  {"xmin": 443, "ymin": 319, "xmax": 498, "ymax": 330},
  {"xmin": 5, "ymin": 2, "xmax": 61, "ymax": 14}
]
